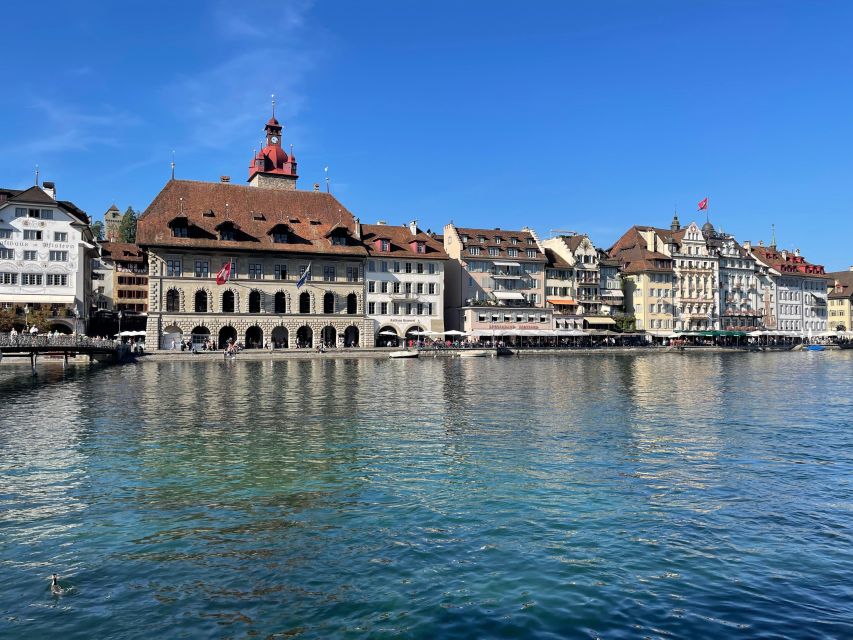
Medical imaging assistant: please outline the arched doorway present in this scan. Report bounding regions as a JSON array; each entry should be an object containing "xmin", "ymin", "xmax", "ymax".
[
  {"xmin": 344, "ymin": 325, "xmax": 359, "ymax": 348},
  {"xmin": 296, "ymin": 325, "xmax": 313, "ymax": 348},
  {"xmin": 162, "ymin": 324, "xmax": 182, "ymax": 350},
  {"xmin": 274, "ymin": 292, "xmax": 286, "ymax": 313},
  {"xmin": 166, "ymin": 289, "xmax": 180, "ymax": 312},
  {"xmin": 218, "ymin": 325, "xmax": 237, "ymax": 349},
  {"xmin": 405, "ymin": 326, "xmax": 425, "ymax": 346},
  {"xmin": 222, "ymin": 290, "xmax": 235, "ymax": 313},
  {"xmin": 321, "ymin": 325, "xmax": 336, "ymax": 347},
  {"xmin": 191, "ymin": 325, "xmax": 210, "ymax": 348},
  {"xmin": 377, "ymin": 325, "xmax": 399, "ymax": 347},
  {"xmin": 194, "ymin": 290, "xmax": 208, "ymax": 312},
  {"xmin": 299, "ymin": 291, "xmax": 310, "ymax": 314},
  {"xmin": 323, "ymin": 292, "xmax": 335, "ymax": 314},
  {"xmin": 245, "ymin": 325, "xmax": 263, "ymax": 348},
  {"xmin": 271, "ymin": 326, "xmax": 288, "ymax": 349},
  {"xmin": 248, "ymin": 290, "xmax": 261, "ymax": 313},
  {"xmin": 346, "ymin": 293, "xmax": 357, "ymax": 314}
]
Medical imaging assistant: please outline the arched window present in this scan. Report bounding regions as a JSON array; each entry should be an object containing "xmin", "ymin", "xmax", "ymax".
[
  {"xmin": 249, "ymin": 290, "xmax": 261, "ymax": 313},
  {"xmin": 194, "ymin": 290, "xmax": 207, "ymax": 313},
  {"xmin": 299, "ymin": 291, "xmax": 310, "ymax": 314},
  {"xmin": 346, "ymin": 293, "xmax": 357, "ymax": 315},
  {"xmin": 166, "ymin": 289, "xmax": 180, "ymax": 312},
  {"xmin": 222, "ymin": 290, "xmax": 235, "ymax": 313},
  {"xmin": 274, "ymin": 292, "xmax": 286, "ymax": 314},
  {"xmin": 323, "ymin": 292, "xmax": 335, "ymax": 314}
]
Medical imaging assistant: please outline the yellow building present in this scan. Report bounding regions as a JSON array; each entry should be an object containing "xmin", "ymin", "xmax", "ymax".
[
  {"xmin": 609, "ymin": 226, "xmax": 675, "ymax": 336},
  {"xmin": 827, "ymin": 269, "xmax": 853, "ymax": 331}
]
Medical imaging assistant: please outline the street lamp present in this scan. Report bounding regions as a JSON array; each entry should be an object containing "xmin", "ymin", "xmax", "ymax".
[
  {"xmin": 72, "ymin": 307, "xmax": 79, "ymax": 335},
  {"xmin": 24, "ymin": 305, "xmax": 30, "ymax": 331},
  {"xmin": 117, "ymin": 310, "xmax": 123, "ymax": 342}
]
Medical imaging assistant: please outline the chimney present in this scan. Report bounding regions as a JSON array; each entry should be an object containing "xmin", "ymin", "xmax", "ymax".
[
  {"xmin": 743, "ymin": 240, "xmax": 751, "ymax": 250},
  {"xmin": 354, "ymin": 217, "xmax": 361, "ymax": 240},
  {"xmin": 313, "ymin": 183, "xmax": 320, "ymax": 192},
  {"xmin": 42, "ymin": 181, "xmax": 56, "ymax": 200},
  {"xmin": 408, "ymin": 220, "xmax": 418, "ymax": 236},
  {"xmin": 781, "ymin": 250, "xmax": 788, "ymax": 260},
  {"xmin": 794, "ymin": 248, "xmax": 801, "ymax": 257},
  {"xmin": 758, "ymin": 240, "xmax": 764, "ymax": 247},
  {"xmin": 849, "ymin": 266, "xmax": 853, "ymax": 272},
  {"xmin": 377, "ymin": 220, "xmax": 386, "ymax": 225},
  {"xmin": 220, "ymin": 176, "xmax": 230, "ymax": 183}
]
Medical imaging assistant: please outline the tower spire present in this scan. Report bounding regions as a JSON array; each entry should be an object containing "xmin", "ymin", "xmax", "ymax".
[
  {"xmin": 271, "ymin": 93, "xmax": 276, "ymax": 119},
  {"xmin": 670, "ymin": 207, "xmax": 680, "ymax": 231},
  {"xmin": 770, "ymin": 223, "xmax": 777, "ymax": 249},
  {"xmin": 170, "ymin": 150, "xmax": 175, "ymax": 180}
]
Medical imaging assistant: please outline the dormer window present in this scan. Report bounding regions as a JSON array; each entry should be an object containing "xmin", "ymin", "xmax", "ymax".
[
  {"xmin": 220, "ymin": 228, "xmax": 235, "ymax": 241},
  {"xmin": 461, "ymin": 235, "xmax": 469, "ymax": 243},
  {"xmin": 415, "ymin": 242, "xmax": 425, "ymax": 254},
  {"xmin": 511, "ymin": 237, "xmax": 518, "ymax": 245},
  {"xmin": 478, "ymin": 236, "xmax": 486, "ymax": 244},
  {"xmin": 332, "ymin": 235, "xmax": 347, "ymax": 246},
  {"xmin": 495, "ymin": 237, "xmax": 502, "ymax": 244},
  {"xmin": 380, "ymin": 239, "xmax": 390, "ymax": 252},
  {"xmin": 170, "ymin": 220, "xmax": 188, "ymax": 238},
  {"xmin": 272, "ymin": 231, "xmax": 288, "ymax": 243}
]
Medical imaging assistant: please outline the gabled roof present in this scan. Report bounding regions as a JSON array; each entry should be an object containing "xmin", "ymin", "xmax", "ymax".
[
  {"xmin": 361, "ymin": 223, "xmax": 448, "ymax": 259},
  {"xmin": 826, "ymin": 270, "xmax": 853, "ymax": 299},
  {"xmin": 136, "ymin": 179, "xmax": 368, "ymax": 257},
  {"xmin": 751, "ymin": 246, "xmax": 827, "ymax": 276},
  {"xmin": 608, "ymin": 226, "xmax": 674, "ymax": 274},
  {"xmin": 544, "ymin": 248, "xmax": 571, "ymax": 269},
  {"xmin": 452, "ymin": 225, "xmax": 546, "ymax": 262},
  {"xmin": 0, "ymin": 186, "xmax": 89, "ymax": 224}
]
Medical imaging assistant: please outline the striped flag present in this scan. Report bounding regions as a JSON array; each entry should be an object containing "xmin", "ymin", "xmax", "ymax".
[{"xmin": 297, "ymin": 263, "xmax": 312, "ymax": 289}]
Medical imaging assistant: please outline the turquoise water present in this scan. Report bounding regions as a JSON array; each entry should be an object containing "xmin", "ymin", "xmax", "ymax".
[{"xmin": 1, "ymin": 352, "xmax": 852, "ymax": 639}]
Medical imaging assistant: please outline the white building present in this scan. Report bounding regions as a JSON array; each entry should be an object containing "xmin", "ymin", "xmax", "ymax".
[
  {"xmin": 362, "ymin": 221, "xmax": 447, "ymax": 346},
  {"xmin": 0, "ymin": 182, "xmax": 97, "ymax": 332},
  {"xmin": 706, "ymin": 232, "xmax": 762, "ymax": 330}
]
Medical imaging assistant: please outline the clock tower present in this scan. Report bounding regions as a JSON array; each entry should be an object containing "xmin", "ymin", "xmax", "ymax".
[{"xmin": 248, "ymin": 109, "xmax": 298, "ymax": 190}]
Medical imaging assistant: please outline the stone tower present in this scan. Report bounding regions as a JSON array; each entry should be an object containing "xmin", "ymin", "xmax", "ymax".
[
  {"xmin": 104, "ymin": 204, "xmax": 122, "ymax": 242},
  {"xmin": 247, "ymin": 107, "xmax": 298, "ymax": 191}
]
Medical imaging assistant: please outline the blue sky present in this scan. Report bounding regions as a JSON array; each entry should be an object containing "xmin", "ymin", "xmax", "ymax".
[{"xmin": 1, "ymin": 1, "xmax": 852, "ymax": 269}]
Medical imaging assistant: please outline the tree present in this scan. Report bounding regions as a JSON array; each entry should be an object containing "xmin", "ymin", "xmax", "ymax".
[
  {"xmin": 90, "ymin": 220, "xmax": 104, "ymax": 241},
  {"xmin": 118, "ymin": 206, "xmax": 138, "ymax": 243},
  {"xmin": 614, "ymin": 314, "xmax": 636, "ymax": 333}
]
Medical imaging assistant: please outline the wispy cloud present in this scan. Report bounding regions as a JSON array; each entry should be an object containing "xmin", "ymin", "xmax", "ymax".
[
  {"xmin": 167, "ymin": 1, "xmax": 325, "ymax": 152},
  {"xmin": 1, "ymin": 98, "xmax": 141, "ymax": 158}
]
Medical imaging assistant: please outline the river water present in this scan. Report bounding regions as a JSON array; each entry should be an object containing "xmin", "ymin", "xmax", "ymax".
[{"xmin": 1, "ymin": 352, "xmax": 851, "ymax": 639}]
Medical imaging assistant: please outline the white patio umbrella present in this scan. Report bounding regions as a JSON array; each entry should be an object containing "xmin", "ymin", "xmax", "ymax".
[
  {"xmin": 443, "ymin": 329, "xmax": 468, "ymax": 336},
  {"xmin": 378, "ymin": 330, "xmax": 399, "ymax": 336}
]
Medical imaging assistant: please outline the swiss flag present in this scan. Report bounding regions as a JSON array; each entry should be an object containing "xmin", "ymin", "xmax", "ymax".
[
  {"xmin": 215, "ymin": 261, "xmax": 231, "ymax": 285},
  {"xmin": 697, "ymin": 197, "xmax": 709, "ymax": 211}
]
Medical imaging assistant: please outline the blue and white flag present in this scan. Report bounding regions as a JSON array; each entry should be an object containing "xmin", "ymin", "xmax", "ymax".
[{"xmin": 297, "ymin": 263, "xmax": 312, "ymax": 289}]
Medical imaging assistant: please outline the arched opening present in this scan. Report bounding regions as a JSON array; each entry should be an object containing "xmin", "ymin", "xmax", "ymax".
[
  {"xmin": 248, "ymin": 290, "xmax": 261, "ymax": 313},
  {"xmin": 245, "ymin": 325, "xmax": 263, "ymax": 348},
  {"xmin": 194, "ymin": 290, "xmax": 208, "ymax": 313},
  {"xmin": 323, "ymin": 292, "xmax": 335, "ymax": 314},
  {"xmin": 222, "ymin": 290, "xmax": 235, "ymax": 313},
  {"xmin": 321, "ymin": 325, "xmax": 337, "ymax": 347},
  {"xmin": 344, "ymin": 325, "xmax": 359, "ymax": 348},
  {"xmin": 346, "ymin": 293, "xmax": 357, "ymax": 315},
  {"xmin": 190, "ymin": 325, "xmax": 210, "ymax": 348},
  {"xmin": 274, "ymin": 291, "xmax": 286, "ymax": 314},
  {"xmin": 377, "ymin": 325, "xmax": 400, "ymax": 347},
  {"xmin": 271, "ymin": 326, "xmax": 288, "ymax": 349},
  {"xmin": 166, "ymin": 289, "xmax": 180, "ymax": 312},
  {"xmin": 299, "ymin": 291, "xmax": 310, "ymax": 314},
  {"xmin": 405, "ymin": 326, "xmax": 425, "ymax": 346},
  {"xmin": 296, "ymin": 325, "xmax": 313, "ymax": 348},
  {"xmin": 49, "ymin": 323, "xmax": 72, "ymax": 334},
  {"xmin": 162, "ymin": 324, "xmax": 182, "ymax": 350},
  {"xmin": 218, "ymin": 325, "xmax": 237, "ymax": 349}
]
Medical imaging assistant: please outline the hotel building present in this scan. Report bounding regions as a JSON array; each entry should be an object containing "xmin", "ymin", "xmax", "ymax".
[
  {"xmin": 443, "ymin": 225, "xmax": 551, "ymax": 333},
  {"xmin": 0, "ymin": 182, "xmax": 96, "ymax": 332},
  {"xmin": 361, "ymin": 221, "xmax": 448, "ymax": 345},
  {"xmin": 827, "ymin": 268, "xmax": 853, "ymax": 331}
]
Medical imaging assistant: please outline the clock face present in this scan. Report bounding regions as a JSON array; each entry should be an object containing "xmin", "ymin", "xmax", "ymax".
[{"xmin": 270, "ymin": 135, "xmax": 279, "ymax": 144}]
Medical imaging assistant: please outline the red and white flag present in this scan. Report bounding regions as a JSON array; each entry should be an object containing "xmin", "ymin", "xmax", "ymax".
[
  {"xmin": 215, "ymin": 261, "xmax": 232, "ymax": 285},
  {"xmin": 697, "ymin": 197, "xmax": 709, "ymax": 211}
]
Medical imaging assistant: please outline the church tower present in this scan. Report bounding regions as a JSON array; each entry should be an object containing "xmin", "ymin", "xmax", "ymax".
[
  {"xmin": 248, "ymin": 102, "xmax": 298, "ymax": 190},
  {"xmin": 104, "ymin": 204, "xmax": 122, "ymax": 241}
]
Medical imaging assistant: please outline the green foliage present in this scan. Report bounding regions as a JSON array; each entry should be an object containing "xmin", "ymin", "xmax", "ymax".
[
  {"xmin": 91, "ymin": 220, "xmax": 104, "ymax": 241},
  {"xmin": 614, "ymin": 314, "xmax": 636, "ymax": 333},
  {"xmin": 0, "ymin": 307, "xmax": 17, "ymax": 331},
  {"xmin": 118, "ymin": 206, "xmax": 138, "ymax": 243}
]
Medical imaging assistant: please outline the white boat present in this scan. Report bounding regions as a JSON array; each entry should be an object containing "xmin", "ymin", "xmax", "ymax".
[
  {"xmin": 459, "ymin": 349, "xmax": 490, "ymax": 358},
  {"xmin": 389, "ymin": 350, "xmax": 419, "ymax": 359}
]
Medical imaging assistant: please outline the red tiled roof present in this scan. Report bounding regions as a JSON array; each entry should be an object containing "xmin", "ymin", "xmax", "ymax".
[
  {"xmin": 826, "ymin": 270, "xmax": 853, "ymax": 299},
  {"xmin": 751, "ymin": 246, "xmax": 826, "ymax": 276},
  {"xmin": 608, "ymin": 226, "xmax": 674, "ymax": 274},
  {"xmin": 361, "ymin": 224, "xmax": 448, "ymax": 259},
  {"xmin": 454, "ymin": 226, "xmax": 546, "ymax": 262},
  {"xmin": 99, "ymin": 242, "xmax": 146, "ymax": 264},
  {"xmin": 136, "ymin": 179, "xmax": 368, "ymax": 257}
]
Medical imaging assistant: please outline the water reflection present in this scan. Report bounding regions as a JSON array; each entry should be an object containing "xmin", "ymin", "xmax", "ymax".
[{"xmin": 0, "ymin": 352, "xmax": 852, "ymax": 638}]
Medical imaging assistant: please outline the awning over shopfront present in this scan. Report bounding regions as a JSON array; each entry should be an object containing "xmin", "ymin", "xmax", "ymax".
[
  {"xmin": 584, "ymin": 317, "xmax": 617, "ymax": 326},
  {"xmin": 601, "ymin": 290, "xmax": 624, "ymax": 297},
  {"xmin": 547, "ymin": 297, "xmax": 577, "ymax": 305},
  {"xmin": 493, "ymin": 261, "xmax": 521, "ymax": 267},
  {"xmin": 493, "ymin": 291, "xmax": 525, "ymax": 300}
]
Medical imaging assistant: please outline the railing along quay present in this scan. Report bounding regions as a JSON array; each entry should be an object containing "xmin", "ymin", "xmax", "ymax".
[{"xmin": 0, "ymin": 332, "xmax": 123, "ymax": 375}]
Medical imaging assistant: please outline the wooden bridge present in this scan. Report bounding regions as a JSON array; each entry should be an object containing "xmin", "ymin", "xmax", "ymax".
[{"xmin": 0, "ymin": 333, "xmax": 126, "ymax": 375}]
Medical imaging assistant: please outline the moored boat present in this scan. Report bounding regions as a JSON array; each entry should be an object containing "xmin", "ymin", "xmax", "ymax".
[
  {"xmin": 459, "ymin": 349, "xmax": 491, "ymax": 358},
  {"xmin": 389, "ymin": 350, "xmax": 419, "ymax": 359}
]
